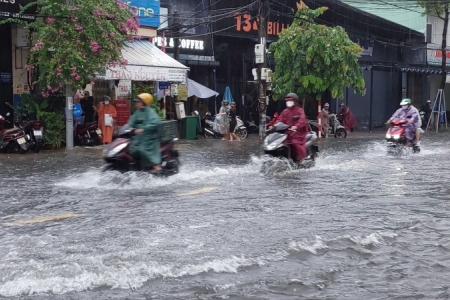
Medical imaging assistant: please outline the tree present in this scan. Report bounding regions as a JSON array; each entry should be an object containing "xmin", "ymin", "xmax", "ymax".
[
  {"xmin": 3, "ymin": 0, "xmax": 139, "ymax": 97},
  {"xmin": 269, "ymin": 1, "xmax": 365, "ymax": 101},
  {"xmin": 418, "ymin": 0, "xmax": 449, "ymax": 90}
]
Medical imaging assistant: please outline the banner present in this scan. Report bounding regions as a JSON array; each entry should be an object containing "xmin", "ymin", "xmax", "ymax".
[
  {"xmin": 105, "ymin": 65, "xmax": 187, "ymax": 83},
  {"xmin": 114, "ymin": 100, "xmax": 131, "ymax": 126},
  {"xmin": 127, "ymin": 0, "xmax": 160, "ymax": 28},
  {"xmin": 115, "ymin": 80, "xmax": 132, "ymax": 101}
]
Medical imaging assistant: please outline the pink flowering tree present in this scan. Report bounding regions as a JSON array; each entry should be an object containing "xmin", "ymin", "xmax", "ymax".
[{"xmin": 17, "ymin": 0, "xmax": 139, "ymax": 97}]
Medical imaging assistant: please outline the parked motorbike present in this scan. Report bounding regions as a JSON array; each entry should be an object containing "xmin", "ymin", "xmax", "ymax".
[
  {"xmin": 103, "ymin": 124, "xmax": 180, "ymax": 176},
  {"xmin": 386, "ymin": 118, "xmax": 420, "ymax": 153},
  {"xmin": 75, "ymin": 121, "xmax": 102, "ymax": 146},
  {"xmin": 16, "ymin": 113, "xmax": 44, "ymax": 152},
  {"xmin": 308, "ymin": 114, "xmax": 347, "ymax": 138},
  {"xmin": 262, "ymin": 121, "xmax": 319, "ymax": 170},
  {"xmin": 0, "ymin": 113, "xmax": 31, "ymax": 154},
  {"xmin": 202, "ymin": 112, "xmax": 248, "ymax": 139}
]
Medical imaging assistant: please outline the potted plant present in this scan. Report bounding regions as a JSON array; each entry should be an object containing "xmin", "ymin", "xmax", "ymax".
[{"xmin": 37, "ymin": 111, "xmax": 65, "ymax": 149}]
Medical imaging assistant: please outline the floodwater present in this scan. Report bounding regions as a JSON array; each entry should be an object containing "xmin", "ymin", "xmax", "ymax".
[{"xmin": 1, "ymin": 133, "xmax": 450, "ymax": 299}]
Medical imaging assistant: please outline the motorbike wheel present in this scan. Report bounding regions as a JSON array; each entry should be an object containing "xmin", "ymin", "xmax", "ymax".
[
  {"xmin": 204, "ymin": 130, "xmax": 215, "ymax": 139},
  {"xmin": 236, "ymin": 128, "xmax": 248, "ymax": 140},
  {"xmin": 335, "ymin": 128, "xmax": 347, "ymax": 138},
  {"xmin": 32, "ymin": 142, "xmax": 41, "ymax": 153},
  {"xmin": 102, "ymin": 164, "xmax": 114, "ymax": 172}
]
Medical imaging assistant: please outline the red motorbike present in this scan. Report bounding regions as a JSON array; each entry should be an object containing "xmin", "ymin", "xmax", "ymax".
[
  {"xmin": 386, "ymin": 118, "xmax": 420, "ymax": 153},
  {"xmin": 266, "ymin": 112, "xmax": 279, "ymax": 129}
]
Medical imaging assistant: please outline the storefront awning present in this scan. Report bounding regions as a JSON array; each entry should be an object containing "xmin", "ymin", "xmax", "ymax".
[
  {"xmin": 105, "ymin": 40, "xmax": 189, "ymax": 83},
  {"xmin": 187, "ymin": 79, "xmax": 219, "ymax": 99},
  {"xmin": 400, "ymin": 67, "xmax": 447, "ymax": 74}
]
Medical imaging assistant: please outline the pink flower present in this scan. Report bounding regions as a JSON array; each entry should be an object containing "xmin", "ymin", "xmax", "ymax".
[
  {"xmin": 116, "ymin": 0, "xmax": 126, "ymax": 9},
  {"xmin": 72, "ymin": 17, "xmax": 78, "ymax": 22},
  {"xmin": 90, "ymin": 81, "xmax": 95, "ymax": 86},
  {"xmin": 57, "ymin": 58, "xmax": 61, "ymax": 62},
  {"xmin": 70, "ymin": 72, "xmax": 77, "ymax": 77},
  {"xmin": 59, "ymin": 29, "xmax": 64, "ymax": 35},
  {"xmin": 46, "ymin": 17, "xmax": 55, "ymax": 24},
  {"xmin": 121, "ymin": 58, "xmax": 128, "ymax": 65},
  {"xmin": 75, "ymin": 25, "xmax": 83, "ymax": 31},
  {"xmin": 110, "ymin": 32, "xmax": 115, "ymax": 37},
  {"xmin": 70, "ymin": 66, "xmax": 77, "ymax": 71},
  {"xmin": 75, "ymin": 75, "xmax": 81, "ymax": 81}
]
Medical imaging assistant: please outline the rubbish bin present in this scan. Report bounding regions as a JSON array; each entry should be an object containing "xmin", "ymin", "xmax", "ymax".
[{"xmin": 180, "ymin": 116, "xmax": 197, "ymax": 140}]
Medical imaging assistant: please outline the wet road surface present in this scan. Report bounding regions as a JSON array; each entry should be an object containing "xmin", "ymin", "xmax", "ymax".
[{"xmin": 1, "ymin": 133, "xmax": 450, "ymax": 299}]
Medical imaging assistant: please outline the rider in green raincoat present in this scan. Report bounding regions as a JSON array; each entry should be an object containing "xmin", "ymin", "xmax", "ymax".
[{"xmin": 128, "ymin": 93, "xmax": 162, "ymax": 172}]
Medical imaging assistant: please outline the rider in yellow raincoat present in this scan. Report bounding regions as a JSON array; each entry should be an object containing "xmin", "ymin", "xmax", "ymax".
[{"xmin": 127, "ymin": 93, "xmax": 162, "ymax": 173}]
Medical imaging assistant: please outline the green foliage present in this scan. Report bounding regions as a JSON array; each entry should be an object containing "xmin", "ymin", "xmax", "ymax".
[
  {"xmin": 269, "ymin": 1, "xmax": 365, "ymax": 100},
  {"xmin": 37, "ymin": 111, "xmax": 65, "ymax": 148},
  {"xmin": 1, "ymin": 0, "xmax": 139, "ymax": 96},
  {"xmin": 131, "ymin": 82, "xmax": 164, "ymax": 119},
  {"xmin": 417, "ymin": 0, "xmax": 449, "ymax": 17}
]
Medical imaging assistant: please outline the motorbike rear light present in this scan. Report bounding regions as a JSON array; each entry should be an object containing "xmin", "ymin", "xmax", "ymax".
[{"xmin": 34, "ymin": 122, "xmax": 41, "ymax": 127}]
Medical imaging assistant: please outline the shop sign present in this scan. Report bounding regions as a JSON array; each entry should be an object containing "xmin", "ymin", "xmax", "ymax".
[
  {"xmin": 124, "ymin": 0, "xmax": 160, "ymax": 28},
  {"xmin": 153, "ymin": 37, "xmax": 204, "ymax": 51},
  {"xmin": 427, "ymin": 44, "xmax": 450, "ymax": 66},
  {"xmin": 115, "ymin": 79, "xmax": 132, "ymax": 101},
  {"xmin": 0, "ymin": 72, "xmax": 12, "ymax": 83},
  {"xmin": 0, "ymin": 0, "xmax": 36, "ymax": 20},
  {"xmin": 16, "ymin": 27, "xmax": 30, "ymax": 47},
  {"xmin": 234, "ymin": 13, "xmax": 290, "ymax": 36},
  {"xmin": 114, "ymin": 100, "xmax": 131, "ymax": 126},
  {"xmin": 105, "ymin": 65, "xmax": 187, "ymax": 83},
  {"xmin": 177, "ymin": 84, "xmax": 188, "ymax": 101},
  {"xmin": 158, "ymin": 81, "xmax": 169, "ymax": 90}
]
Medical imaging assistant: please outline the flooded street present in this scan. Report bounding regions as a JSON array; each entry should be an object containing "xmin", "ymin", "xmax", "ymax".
[{"xmin": 2, "ymin": 133, "xmax": 450, "ymax": 299}]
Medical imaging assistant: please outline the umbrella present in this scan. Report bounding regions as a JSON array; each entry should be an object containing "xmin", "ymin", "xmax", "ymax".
[
  {"xmin": 223, "ymin": 86, "xmax": 233, "ymax": 103},
  {"xmin": 187, "ymin": 78, "xmax": 219, "ymax": 99}
]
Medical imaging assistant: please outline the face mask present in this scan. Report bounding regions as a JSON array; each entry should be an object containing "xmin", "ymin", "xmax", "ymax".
[
  {"xmin": 286, "ymin": 101, "xmax": 294, "ymax": 108},
  {"xmin": 104, "ymin": 101, "xmax": 110, "ymax": 105},
  {"xmin": 402, "ymin": 105, "xmax": 408, "ymax": 110}
]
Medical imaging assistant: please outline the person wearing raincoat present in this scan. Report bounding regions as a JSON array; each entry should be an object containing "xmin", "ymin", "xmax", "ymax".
[
  {"xmin": 321, "ymin": 103, "xmax": 334, "ymax": 138},
  {"xmin": 277, "ymin": 93, "xmax": 309, "ymax": 162},
  {"xmin": 127, "ymin": 93, "xmax": 162, "ymax": 173},
  {"xmin": 97, "ymin": 95, "xmax": 117, "ymax": 144},
  {"xmin": 338, "ymin": 103, "xmax": 357, "ymax": 132},
  {"xmin": 388, "ymin": 98, "xmax": 418, "ymax": 146},
  {"xmin": 215, "ymin": 100, "xmax": 230, "ymax": 140}
]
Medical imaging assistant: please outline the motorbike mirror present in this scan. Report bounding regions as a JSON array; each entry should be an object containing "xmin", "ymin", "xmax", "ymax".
[
  {"xmin": 5, "ymin": 112, "xmax": 10, "ymax": 117},
  {"xmin": 293, "ymin": 115, "xmax": 300, "ymax": 121},
  {"xmin": 135, "ymin": 119, "xmax": 144, "ymax": 124}
]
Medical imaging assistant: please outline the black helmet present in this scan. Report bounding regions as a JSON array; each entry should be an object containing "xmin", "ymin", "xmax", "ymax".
[
  {"xmin": 103, "ymin": 95, "xmax": 111, "ymax": 101},
  {"xmin": 285, "ymin": 93, "xmax": 299, "ymax": 101}
]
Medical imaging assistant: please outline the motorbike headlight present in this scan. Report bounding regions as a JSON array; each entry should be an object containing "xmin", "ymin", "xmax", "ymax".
[
  {"xmin": 386, "ymin": 133, "xmax": 391, "ymax": 139},
  {"xmin": 393, "ymin": 134, "xmax": 400, "ymax": 139},
  {"xmin": 266, "ymin": 137, "xmax": 285, "ymax": 150},
  {"xmin": 105, "ymin": 143, "xmax": 127, "ymax": 158}
]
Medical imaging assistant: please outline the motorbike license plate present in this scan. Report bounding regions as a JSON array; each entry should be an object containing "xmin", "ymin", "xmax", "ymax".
[
  {"xmin": 96, "ymin": 129, "xmax": 102, "ymax": 135},
  {"xmin": 17, "ymin": 137, "xmax": 26, "ymax": 145},
  {"xmin": 33, "ymin": 130, "xmax": 42, "ymax": 136}
]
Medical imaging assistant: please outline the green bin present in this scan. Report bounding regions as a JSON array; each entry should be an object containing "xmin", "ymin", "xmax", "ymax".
[{"xmin": 180, "ymin": 116, "xmax": 198, "ymax": 140}]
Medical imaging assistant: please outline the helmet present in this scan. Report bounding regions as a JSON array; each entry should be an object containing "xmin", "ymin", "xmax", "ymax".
[
  {"xmin": 427, "ymin": 100, "xmax": 431, "ymax": 103},
  {"xmin": 138, "ymin": 93, "xmax": 153, "ymax": 106},
  {"xmin": 102, "ymin": 95, "xmax": 111, "ymax": 101},
  {"xmin": 285, "ymin": 93, "xmax": 299, "ymax": 101},
  {"xmin": 400, "ymin": 98, "xmax": 412, "ymax": 106},
  {"xmin": 324, "ymin": 103, "xmax": 330, "ymax": 107},
  {"xmin": 222, "ymin": 100, "xmax": 229, "ymax": 105}
]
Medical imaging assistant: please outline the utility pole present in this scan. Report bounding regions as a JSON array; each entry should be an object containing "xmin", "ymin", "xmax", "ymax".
[
  {"xmin": 256, "ymin": 0, "xmax": 268, "ymax": 139},
  {"xmin": 65, "ymin": 0, "xmax": 74, "ymax": 150}
]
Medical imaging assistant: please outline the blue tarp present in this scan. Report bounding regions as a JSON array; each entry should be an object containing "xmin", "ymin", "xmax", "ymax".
[{"xmin": 223, "ymin": 86, "xmax": 233, "ymax": 103}]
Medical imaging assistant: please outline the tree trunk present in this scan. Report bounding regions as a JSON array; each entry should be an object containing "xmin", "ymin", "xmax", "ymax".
[{"xmin": 440, "ymin": 7, "xmax": 449, "ymax": 90}]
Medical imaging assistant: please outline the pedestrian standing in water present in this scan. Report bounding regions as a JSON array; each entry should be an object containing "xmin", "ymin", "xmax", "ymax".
[
  {"xmin": 80, "ymin": 91, "xmax": 95, "ymax": 123},
  {"xmin": 229, "ymin": 102, "xmax": 240, "ymax": 142},
  {"xmin": 321, "ymin": 103, "xmax": 334, "ymax": 138},
  {"xmin": 338, "ymin": 103, "xmax": 357, "ymax": 132},
  {"xmin": 96, "ymin": 96, "xmax": 117, "ymax": 144},
  {"xmin": 216, "ymin": 100, "xmax": 230, "ymax": 140}
]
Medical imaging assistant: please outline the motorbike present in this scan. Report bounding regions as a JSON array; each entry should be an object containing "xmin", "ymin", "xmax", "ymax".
[
  {"xmin": 308, "ymin": 114, "xmax": 347, "ymax": 138},
  {"xmin": 386, "ymin": 118, "xmax": 420, "ymax": 153},
  {"xmin": 202, "ymin": 112, "xmax": 248, "ymax": 140},
  {"xmin": 75, "ymin": 121, "xmax": 102, "ymax": 146},
  {"xmin": 103, "ymin": 123, "xmax": 180, "ymax": 176},
  {"xmin": 262, "ymin": 121, "xmax": 319, "ymax": 170},
  {"xmin": 16, "ymin": 113, "xmax": 44, "ymax": 152},
  {"xmin": 0, "ymin": 113, "xmax": 32, "ymax": 154}
]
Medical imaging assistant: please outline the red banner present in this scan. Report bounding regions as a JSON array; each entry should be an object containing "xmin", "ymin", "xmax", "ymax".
[{"xmin": 114, "ymin": 100, "xmax": 130, "ymax": 126}]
